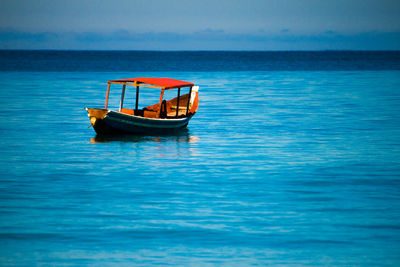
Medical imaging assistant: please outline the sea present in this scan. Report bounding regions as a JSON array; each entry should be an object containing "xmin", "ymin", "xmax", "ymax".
[{"xmin": 0, "ymin": 50, "xmax": 400, "ymax": 266}]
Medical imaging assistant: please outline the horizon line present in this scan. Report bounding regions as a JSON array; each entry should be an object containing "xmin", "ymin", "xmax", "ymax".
[{"xmin": 1, "ymin": 49, "xmax": 400, "ymax": 52}]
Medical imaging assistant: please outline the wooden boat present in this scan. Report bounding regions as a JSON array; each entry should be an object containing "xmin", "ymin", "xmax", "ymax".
[{"xmin": 85, "ymin": 77, "xmax": 199, "ymax": 134}]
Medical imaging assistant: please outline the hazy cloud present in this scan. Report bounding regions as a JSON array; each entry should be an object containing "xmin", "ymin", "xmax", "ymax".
[
  {"xmin": 1, "ymin": 29, "xmax": 399, "ymax": 50},
  {"xmin": 1, "ymin": 0, "xmax": 399, "ymax": 34},
  {"xmin": 1, "ymin": 0, "xmax": 399, "ymax": 49}
]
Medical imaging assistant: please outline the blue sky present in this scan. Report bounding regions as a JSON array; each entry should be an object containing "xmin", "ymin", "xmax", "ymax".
[{"xmin": 0, "ymin": 0, "xmax": 399, "ymax": 50}]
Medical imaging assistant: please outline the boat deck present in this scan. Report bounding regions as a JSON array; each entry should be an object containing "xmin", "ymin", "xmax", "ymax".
[{"xmin": 119, "ymin": 92, "xmax": 192, "ymax": 119}]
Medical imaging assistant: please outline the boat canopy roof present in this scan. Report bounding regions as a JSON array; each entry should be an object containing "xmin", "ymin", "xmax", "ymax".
[{"xmin": 108, "ymin": 77, "xmax": 194, "ymax": 89}]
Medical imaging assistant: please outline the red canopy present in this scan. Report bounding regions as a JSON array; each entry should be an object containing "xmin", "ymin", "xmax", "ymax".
[{"xmin": 109, "ymin": 77, "xmax": 194, "ymax": 89}]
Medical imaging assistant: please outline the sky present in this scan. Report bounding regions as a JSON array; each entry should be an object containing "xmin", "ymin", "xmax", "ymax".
[{"xmin": 0, "ymin": 0, "xmax": 399, "ymax": 50}]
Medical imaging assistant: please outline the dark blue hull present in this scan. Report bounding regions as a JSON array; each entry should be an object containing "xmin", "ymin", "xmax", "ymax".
[{"xmin": 93, "ymin": 111, "xmax": 191, "ymax": 135}]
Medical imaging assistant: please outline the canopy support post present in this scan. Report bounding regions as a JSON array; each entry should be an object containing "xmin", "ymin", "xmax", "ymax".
[
  {"xmin": 186, "ymin": 86, "xmax": 192, "ymax": 116},
  {"xmin": 105, "ymin": 83, "xmax": 111, "ymax": 109},
  {"xmin": 119, "ymin": 84, "xmax": 126, "ymax": 111},
  {"xmin": 176, "ymin": 87, "xmax": 181, "ymax": 118},
  {"xmin": 157, "ymin": 89, "xmax": 165, "ymax": 118},
  {"xmin": 135, "ymin": 86, "xmax": 139, "ymax": 112}
]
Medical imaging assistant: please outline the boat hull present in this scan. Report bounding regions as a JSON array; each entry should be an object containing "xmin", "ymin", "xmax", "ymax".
[{"xmin": 87, "ymin": 109, "xmax": 191, "ymax": 135}]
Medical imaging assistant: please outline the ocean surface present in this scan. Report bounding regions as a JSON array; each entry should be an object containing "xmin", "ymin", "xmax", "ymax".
[{"xmin": 0, "ymin": 50, "xmax": 400, "ymax": 266}]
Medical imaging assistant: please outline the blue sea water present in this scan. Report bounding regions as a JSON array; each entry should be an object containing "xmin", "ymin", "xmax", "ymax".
[{"xmin": 0, "ymin": 51, "xmax": 400, "ymax": 266}]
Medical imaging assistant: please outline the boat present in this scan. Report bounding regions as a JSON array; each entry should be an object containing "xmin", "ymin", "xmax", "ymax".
[{"xmin": 85, "ymin": 77, "xmax": 199, "ymax": 134}]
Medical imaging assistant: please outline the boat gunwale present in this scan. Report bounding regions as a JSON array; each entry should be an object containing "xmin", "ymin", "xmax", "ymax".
[{"xmin": 107, "ymin": 110, "xmax": 192, "ymax": 122}]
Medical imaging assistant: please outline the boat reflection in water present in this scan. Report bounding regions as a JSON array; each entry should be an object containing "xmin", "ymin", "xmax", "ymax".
[{"xmin": 90, "ymin": 128, "xmax": 199, "ymax": 144}]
